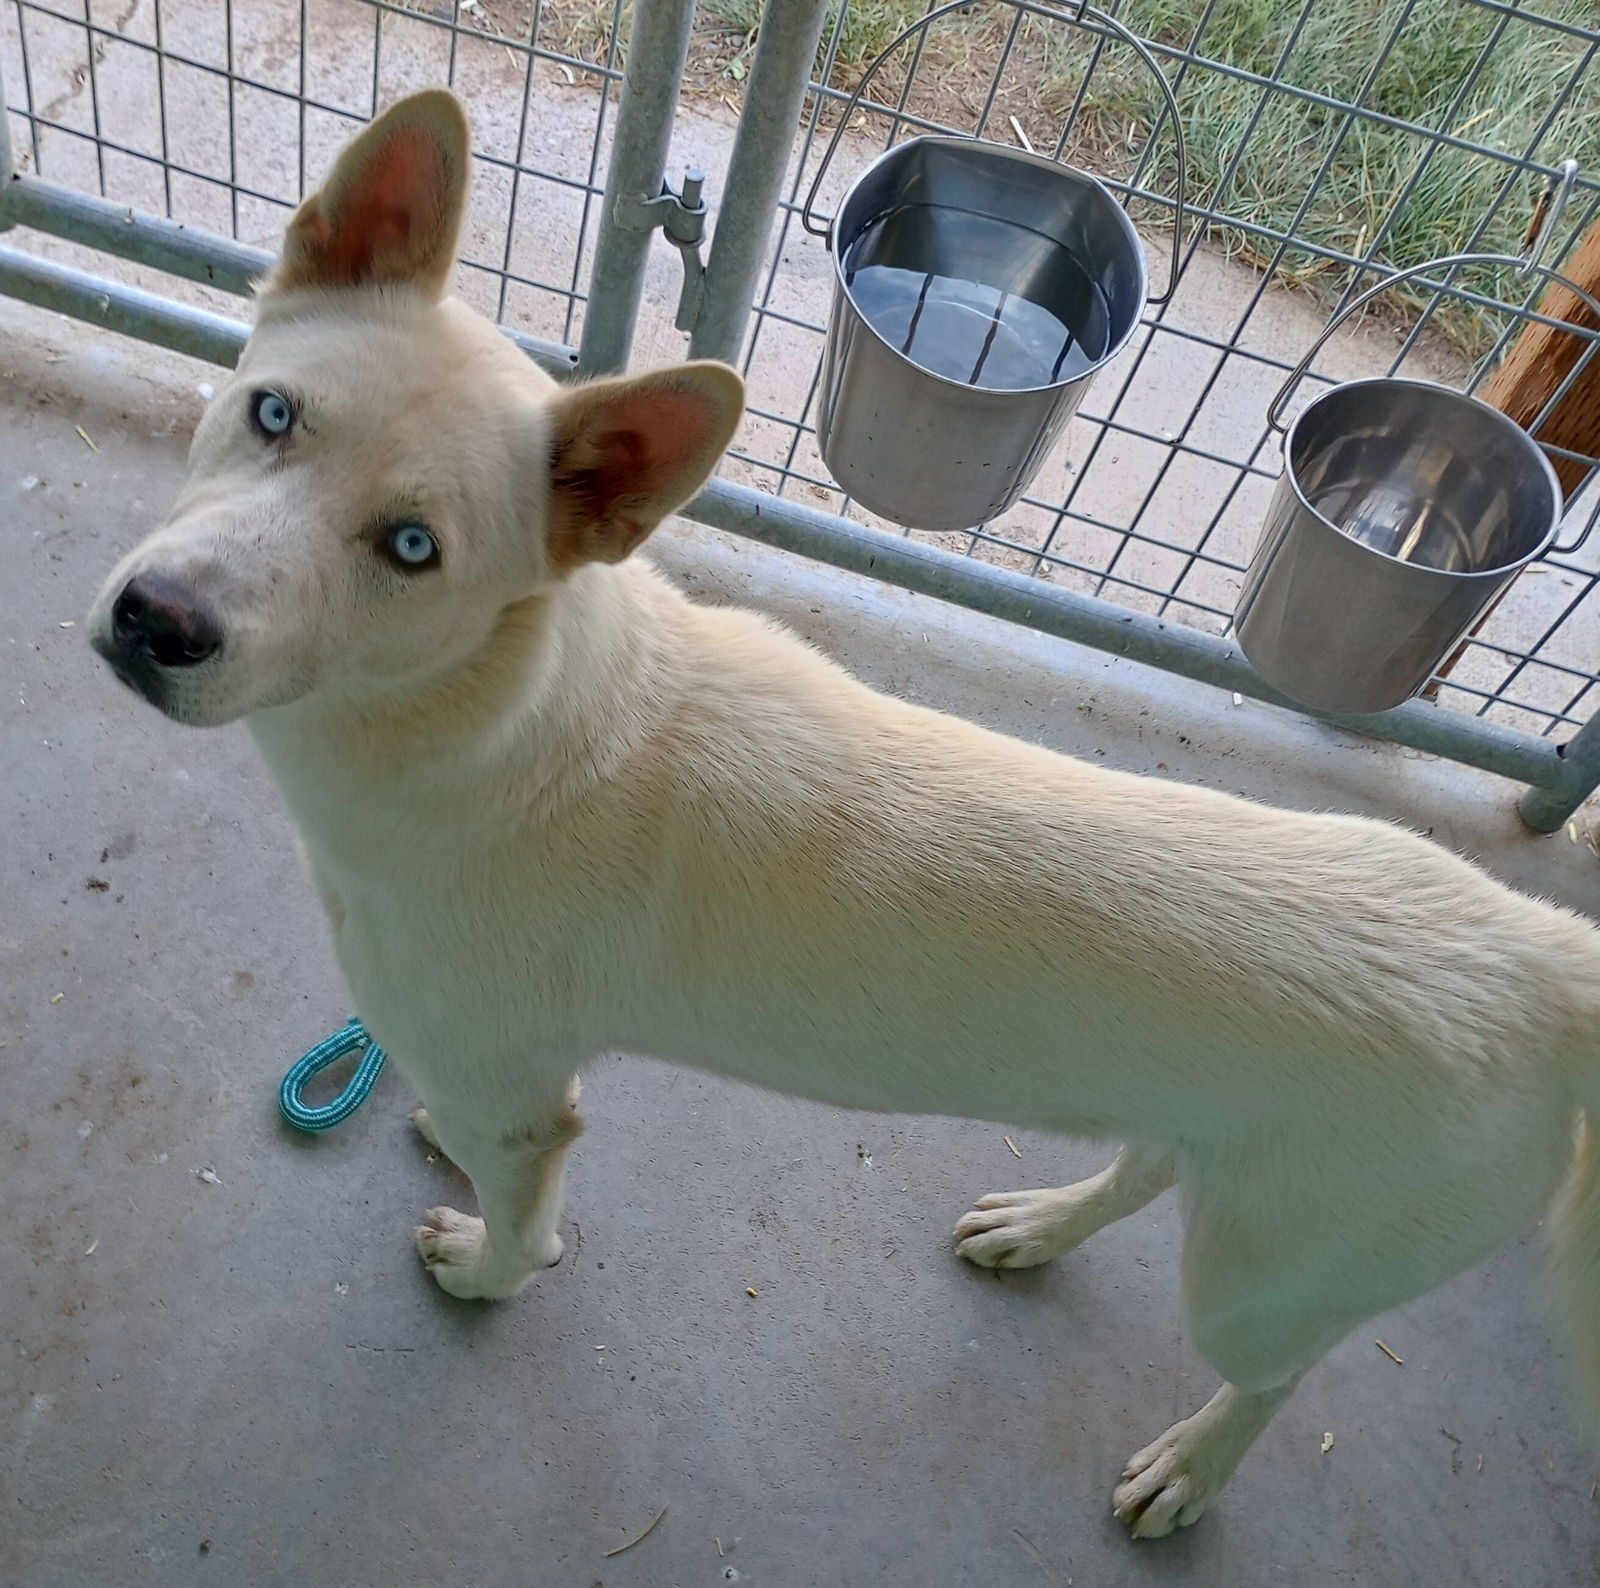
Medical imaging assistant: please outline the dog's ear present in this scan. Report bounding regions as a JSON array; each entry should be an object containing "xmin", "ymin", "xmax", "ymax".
[
  {"xmin": 546, "ymin": 362, "xmax": 745, "ymax": 569},
  {"xmin": 269, "ymin": 90, "xmax": 470, "ymax": 298}
]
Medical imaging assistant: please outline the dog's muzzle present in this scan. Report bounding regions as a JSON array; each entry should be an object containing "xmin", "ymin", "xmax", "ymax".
[{"xmin": 92, "ymin": 572, "xmax": 222, "ymax": 707}]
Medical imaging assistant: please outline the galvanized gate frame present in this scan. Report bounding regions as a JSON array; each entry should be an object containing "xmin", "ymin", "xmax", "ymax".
[{"xmin": 2, "ymin": 0, "xmax": 1598, "ymax": 831}]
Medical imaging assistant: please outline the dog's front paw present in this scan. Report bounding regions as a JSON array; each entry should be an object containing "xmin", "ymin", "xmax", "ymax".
[
  {"xmin": 954, "ymin": 1188, "xmax": 1080, "ymax": 1269},
  {"xmin": 415, "ymin": 1206, "xmax": 530, "ymax": 1300}
]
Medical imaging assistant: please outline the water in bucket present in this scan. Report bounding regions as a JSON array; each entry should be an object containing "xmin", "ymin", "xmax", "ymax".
[
  {"xmin": 1235, "ymin": 378, "xmax": 1562, "ymax": 714},
  {"xmin": 1297, "ymin": 456, "xmax": 1520, "ymax": 575},
  {"xmin": 843, "ymin": 203, "xmax": 1112, "ymax": 390}
]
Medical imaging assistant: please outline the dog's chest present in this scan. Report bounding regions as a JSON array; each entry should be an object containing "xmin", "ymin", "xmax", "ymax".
[{"xmin": 317, "ymin": 838, "xmax": 638, "ymax": 1072}]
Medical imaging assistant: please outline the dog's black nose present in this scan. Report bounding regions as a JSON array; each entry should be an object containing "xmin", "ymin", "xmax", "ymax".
[{"xmin": 112, "ymin": 574, "xmax": 222, "ymax": 668}]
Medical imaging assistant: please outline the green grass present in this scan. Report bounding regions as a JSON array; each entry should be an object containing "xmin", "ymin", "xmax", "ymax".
[
  {"xmin": 705, "ymin": 0, "xmax": 928, "ymax": 88},
  {"xmin": 703, "ymin": 0, "xmax": 1600, "ymax": 361},
  {"xmin": 1044, "ymin": 0, "xmax": 1600, "ymax": 359}
]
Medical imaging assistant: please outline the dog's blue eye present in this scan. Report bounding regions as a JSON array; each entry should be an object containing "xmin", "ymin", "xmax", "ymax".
[
  {"xmin": 388, "ymin": 522, "xmax": 438, "ymax": 567},
  {"xmin": 251, "ymin": 390, "xmax": 294, "ymax": 438}
]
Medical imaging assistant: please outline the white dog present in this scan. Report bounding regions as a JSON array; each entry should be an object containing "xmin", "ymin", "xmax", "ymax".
[{"xmin": 88, "ymin": 91, "xmax": 1600, "ymax": 1537}]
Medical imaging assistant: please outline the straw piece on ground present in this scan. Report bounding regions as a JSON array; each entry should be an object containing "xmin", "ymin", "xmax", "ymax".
[
  {"xmin": 604, "ymin": 1503, "xmax": 668, "ymax": 1558},
  {"xmin": 1375, "ymin": 1339, "xmax": 1404, "ymax": 1365}
]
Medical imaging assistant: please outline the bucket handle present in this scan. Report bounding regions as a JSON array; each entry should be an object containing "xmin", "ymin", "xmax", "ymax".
[
  {"xmin": 799, "ymin": 0, "xmax": 1190, "ymax": 307},
  {"xmin": 1266, "ymin": 250, "xmax": 1600, "ymax": 556}
]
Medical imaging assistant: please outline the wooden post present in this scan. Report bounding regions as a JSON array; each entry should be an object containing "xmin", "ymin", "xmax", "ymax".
[{"xmin": 1426, "ymin": 217, "xmax": 1600, "ymax": 696}]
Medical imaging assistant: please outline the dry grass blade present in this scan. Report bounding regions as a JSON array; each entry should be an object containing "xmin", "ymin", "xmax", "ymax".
[{"xmin": 604, "ymin": 1502, "xmax": 669, "ymax": 1558}]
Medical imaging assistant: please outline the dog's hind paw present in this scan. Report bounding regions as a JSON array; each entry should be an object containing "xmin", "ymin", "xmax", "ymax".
[
  {"xmin": 410, "ymin": 1107, "xmax": 443, "ymax": 1152},
  {"xmin": 416, "ymin": 1206, "xmax": 532, "ymax": 1300},
  {"xmin": 1112, "ymin": 1423, "xmax": 1223, "ymax": 1539}
]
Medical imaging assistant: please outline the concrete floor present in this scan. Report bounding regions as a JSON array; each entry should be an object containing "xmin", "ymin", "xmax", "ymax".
[{"xmin": 6, "ymin": 296, "xmax": 1600, "ymax": 1586}]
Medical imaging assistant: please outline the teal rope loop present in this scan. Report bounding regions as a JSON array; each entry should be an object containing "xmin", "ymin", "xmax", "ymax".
[{"xmin": 279, "ymin": 1016, "xmax": 388, "ymax": 1132}]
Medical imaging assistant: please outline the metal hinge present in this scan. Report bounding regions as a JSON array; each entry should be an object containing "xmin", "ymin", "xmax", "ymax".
[{"xmin": 614, "ymin": 166, "xmax": 707, "ymax": 333}]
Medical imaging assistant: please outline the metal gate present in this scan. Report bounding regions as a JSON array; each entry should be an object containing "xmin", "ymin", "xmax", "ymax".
[{"xmin": 5, "ymin": 0, "xmax": 1600, "ymax": 828}]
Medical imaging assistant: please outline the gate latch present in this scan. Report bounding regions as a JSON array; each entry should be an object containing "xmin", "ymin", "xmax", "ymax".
[{"xmin": 615, "ymin": 166, "xmax": 707, "ymax": 334}]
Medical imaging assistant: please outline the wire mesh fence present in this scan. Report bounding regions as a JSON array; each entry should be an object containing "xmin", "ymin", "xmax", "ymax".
[
  {"xmin": 3, "ymin": 0, "xmax": 1600, "ymax": 747},
  {"xmin": 727, "ymin": 0, "xmax": 1600, "ymax": 740},
  {"xmin": 0, "ymin": 0, "xmax": 629, "ymax": 348}
]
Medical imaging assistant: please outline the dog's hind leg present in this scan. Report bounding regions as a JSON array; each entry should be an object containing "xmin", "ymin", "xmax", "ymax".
[
  {"xmin": 1112, "ymin": 1165, "xmax": 1347, "ymax": 1538},
  {"xmin": 954, "ymin": 1139, "xmax": 1175, "ymax": 1270},
  {"xmin": 1114, "ymin": 1375, "xmax": 1300, "ymax": 1539},
  {"xmin": 414, "ymin": 1076, "xmax": 583, "ymax": 1300},
  {"xmin": 1112, "ymin": 1121, "xmax": 1557, "ymax": 1538}
]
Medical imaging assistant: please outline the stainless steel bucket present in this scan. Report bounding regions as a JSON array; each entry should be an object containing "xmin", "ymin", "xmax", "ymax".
[
  {"xmin": 1235, "ymin": 379, "xmax": 1561, "ymax": 714},
  {"xmin": 800, "ymin": 1, "xmax": 1187, "ymax": 534},
  {"xmin": 1235, "ymin": 252, "xmax": 1600, "ymax": 716},
  {"xmin": 816, "ymin": 137, "xmax": 1148, "ymax": 531}
]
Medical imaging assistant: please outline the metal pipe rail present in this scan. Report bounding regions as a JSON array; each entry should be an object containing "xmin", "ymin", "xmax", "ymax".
[{"xmin": 1, "ymin": 229, "xmax": 1591, "ymax": 828}]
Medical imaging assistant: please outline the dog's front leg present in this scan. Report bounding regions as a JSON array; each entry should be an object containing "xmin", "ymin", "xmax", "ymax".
[{"xmin": 412, "ymin": 1077, "xmax": 583, "ymax": 1300}]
